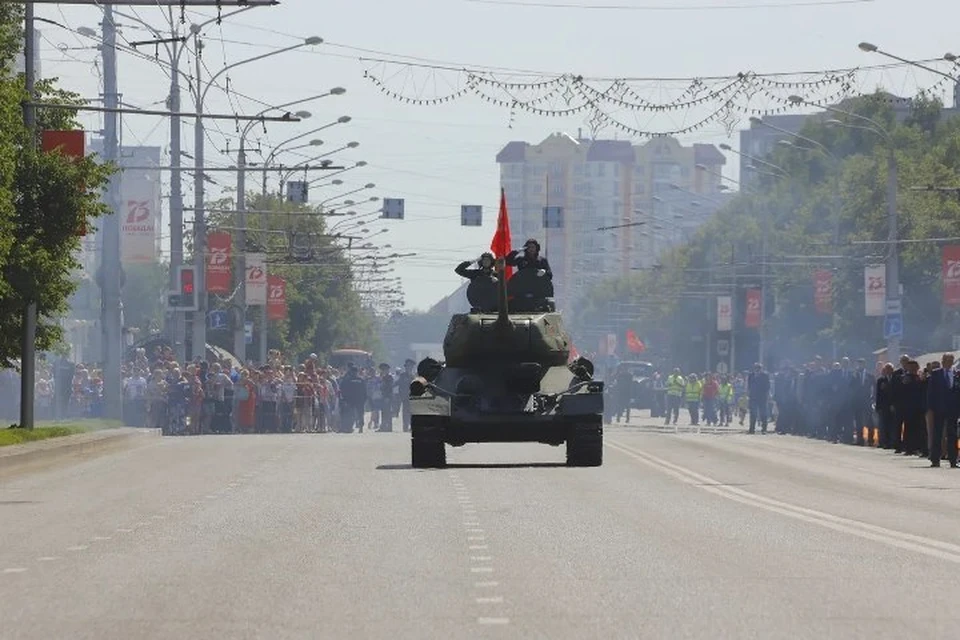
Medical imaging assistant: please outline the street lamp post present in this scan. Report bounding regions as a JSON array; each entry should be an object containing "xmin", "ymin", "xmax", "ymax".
[
  {"xmin": 859, "ymin": 42, "xmax": 960, "ymax": 108},
  {"xmin": 789, "ymin": 94, "xmax": 900, "ymax": 361},
  {"xmin": 260, "ymin": 116, "xmax": 352, "ymax": 196},
  {"xmin": 189, "ymin": 26, "xmax": 321, "ymax": 362}
]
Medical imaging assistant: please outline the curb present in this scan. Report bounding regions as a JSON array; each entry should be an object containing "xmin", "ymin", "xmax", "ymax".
[{"xmin": 0, "ymin": 427, "xmax": 159, "ymax": 477}]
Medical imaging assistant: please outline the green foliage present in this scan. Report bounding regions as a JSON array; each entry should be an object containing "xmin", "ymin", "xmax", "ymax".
[
  {"xmin": 0, "ymin": 9, "xmax": 112, "ymax": 368},
  {"xmin": 576, "ymin": 91, "xmax": 960, "ymax": 365},
  {"xmin": 122, "ymin": 262, "xmax": 169, "ymax": 335},
  {"xmin": 205, "ymin": 193, "xmax": 377, "ymax": 362}
]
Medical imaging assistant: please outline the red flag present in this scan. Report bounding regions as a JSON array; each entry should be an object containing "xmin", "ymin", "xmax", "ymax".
[
  {"xmin": 626, "ymin": 329, "xmax": 645, "ymax": 353},
  {"xmin": 491, "ymin": 187, "xmax": 513, "ymax": 281},
  {"xmin": 943, "ymin": 246, "xmax": 960, "ymax": 306}
]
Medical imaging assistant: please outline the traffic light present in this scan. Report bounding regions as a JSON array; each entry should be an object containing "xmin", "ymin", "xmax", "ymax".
[{"xmin": 168, "ymin": 265, "xmax": 198, "ymax": 310}]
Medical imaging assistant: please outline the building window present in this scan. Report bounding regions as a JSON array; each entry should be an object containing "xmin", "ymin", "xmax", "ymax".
[{"xmin": 596, "ymin": 162, "xmax": 606, "ymax": 177}]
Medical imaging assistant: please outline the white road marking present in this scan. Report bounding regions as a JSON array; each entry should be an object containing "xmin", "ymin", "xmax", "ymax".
[
  {"xmin": 467, "ymin": 536, "xmax": 485, "ymax": 541},
  {"xmin": 37, "ymin": 557, "xmax": 59, "ymax": 562},
  {"xmin": 151, "ymin": 515, "xmax": 165, "ymax": 520},
  {"xmin": 471, "ymin": 556, "xmax": 493, "ymax": 562},
  {"xmin": 116, "ymin": 528, "xmax": 133, "ymax": 533},
  {"xmin": 66, "ymin": 545, "xmax": 87, "ymax": 551},
  {"xmin": 91, "ymin": 536, "xmax": 112, "ymax": 541},
  {"xmin": 475, "ymin": 581, "xmax": 499, "ymax": 587},
  {"xmin": 476, "ymin": 596, "xmax": 504, "ymax": 604},
  {"xmin": 470, "ymin": 567, "xmax": 494, "ymax": 573},
  {"xmin": 477, "ymin": 617, "xmax": 509, "ymax": 625},
  {"xmin": 3, "ymin": 568, "xmax": 27, "ymax": 574},
  {"xmin": 463, "ymin": 522, "xmax": 480, "ymax": 527},
  {"xmin": 466, "ymin": 529, "xmax": 484, "ymax": 534},
  {"xmin": 608, "ymin": 439, "xmax": 960, "ymax": 566},
  {"xmin": 469, "ymin": 545, "xmax": 489, "ymax": 550}
]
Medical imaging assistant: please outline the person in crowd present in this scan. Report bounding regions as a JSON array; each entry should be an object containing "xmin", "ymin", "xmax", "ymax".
[
  {"xmin": 664, "ymin": 367, "xmax": 684, "ymax": 426},
  {"xmin": 875, "ymin": 363, "xmax": 896, "ymax": 449},
  {"xmin": 747, "ymin": 363, "xmax": 770, "ymax": 434},
  {"xmin": 395, "ymin": 359, "xmax": 415, "ymax": 432},
  {"xmin": 165, "ymin": 371, "xmax": 192, "ymax": 436},
  {"xmin": 233, "ymin": 369, "xmax": 257, "ymax": 434},
  {"xmin": 258, "ymin": 366, "xmax": 280, "ymax": 434},
  {"xmin": 926, "ymin": 353, "xmax": 959, "ymax": 468},
  {"xmin": 377, "ymin": 363, "xmax": 395, "ymax": 432},
  {"xmin": 613, "ymin": 363, "xmax": 634, "ymax": 424},
  {"xmin": 898, "ymin": 359, "xmax": 927, "ymax": 457},
  {"xmin": 339, "ymin": 364, "xmax": 367, "ymax": 433},
  {"xmin": 851, "ymin": 357, "xmax": 874, "ymax": 446},
  {"xmin": 684, "ymin": 373, "xmax": 702, "ymax": 426},
  {"xmin": 701, "ymin": 372, "xmax": 719, "ymax": 426},
  {"xmin": 717, "ymin": 374, "xmax": 734, "ymax": 427}
]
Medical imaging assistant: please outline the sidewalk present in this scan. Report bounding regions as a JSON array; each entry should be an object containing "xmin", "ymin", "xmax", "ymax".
[{"xmin": 0, "ymin": 426, "xmax": 158, "ymax": 476}]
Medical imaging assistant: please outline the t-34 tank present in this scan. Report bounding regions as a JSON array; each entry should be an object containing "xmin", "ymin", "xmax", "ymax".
[{"xmin": 408, "ymin": 260, "xmax": 604, "ymax": 468}]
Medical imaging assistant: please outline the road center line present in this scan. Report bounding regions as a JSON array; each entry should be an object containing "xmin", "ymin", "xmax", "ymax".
[
  {"xmin": 607, "ymin": 439, "xmax": 960, "ymax": 565},
  {"xmin": 476, "ymin": 596, "xmax": 504, "ymax": 604},
  {"xmin": 477, "ymin": 617, "xmax": 510, "ymax": 625},
  {"xmin": 3, "ymin": 568, "xmax": 27, "ymax": 574}
]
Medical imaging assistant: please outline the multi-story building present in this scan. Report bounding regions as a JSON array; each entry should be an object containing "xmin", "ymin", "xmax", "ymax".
[{"xmin": 496, "ymin": 132, "xmax": 727, "ymax": 309}]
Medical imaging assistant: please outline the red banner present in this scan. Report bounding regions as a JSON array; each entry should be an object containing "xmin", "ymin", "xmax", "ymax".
[
  {"xmin": 944, "ymin": 246, "xmax": 960, "ymax": 306},
  {"xmin": 206, "ymin": 232, "xmax": 232, "ymax": 294},
  {"xmin": 814, "ymin": 270, "xmax": 833, "ymax": 314},
  {"xmin": 42, "ymin": 130, "xmax": 87, "ymax": 235},
  {"xmin": 626, "ymin": 329, "xmax": 646, "ymax": 353},
  {"xmin": 745, "ymin": 288, "xmax": 761, "ymax": 328},
  {"xmin": 267, "ymin": 274, "xmax": 287, "ymax": 320}
]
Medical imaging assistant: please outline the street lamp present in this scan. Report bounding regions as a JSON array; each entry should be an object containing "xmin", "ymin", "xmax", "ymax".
[
  {"xmin": 260, "ymin": 116, "xmax": 352, "ymax": 195},
  {"xmin": 191, "ymin": 29, "xmax": 322, "ymax": 361},
  {"xmin": 319, "ymin": 184, "xmax": 377, "ymax": 208},
  {"xmin": 790, "ymin": 93, "xmax": 901, "ymax": 361}
]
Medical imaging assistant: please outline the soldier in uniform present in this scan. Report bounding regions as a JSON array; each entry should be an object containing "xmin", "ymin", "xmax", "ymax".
[
  {"xmin": 455, "ymin": 252, "xmax": 497, "ymax": 281},
  {"xmin": 506, "ymin": 239, "xmax": 552, "ymax": 280}
]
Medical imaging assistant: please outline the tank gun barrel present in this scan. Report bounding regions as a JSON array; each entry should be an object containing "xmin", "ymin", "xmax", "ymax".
[{"xmin": 495, "ymin": 257, "xmax": 509, "ymax": 329}]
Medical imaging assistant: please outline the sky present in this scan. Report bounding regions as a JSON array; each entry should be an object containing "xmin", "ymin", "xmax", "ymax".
[{"xmin": 34, "ymin": 0, "xmax": 960, "ymax": 310}]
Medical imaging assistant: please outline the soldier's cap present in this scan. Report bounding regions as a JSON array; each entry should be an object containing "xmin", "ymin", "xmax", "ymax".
[
  {"xmin": 379, "ymin": 362, "xmax": 391, "ymax": 370},
  {"xmin": 404, "ymin": 358, "xmax": 415, "ymax": 366},
  {"xmin": 523, "ymin": 239, "xmax": 540, "ymax": 250}
]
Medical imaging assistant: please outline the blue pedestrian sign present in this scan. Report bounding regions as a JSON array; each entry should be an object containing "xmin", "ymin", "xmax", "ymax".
[
  {"xmin": 208, "ymin": 310, "xmax": 228, "ymax": 330},
  {"xmin": 884, "ymin": 313, "xmax": 903, "ymax": 339}
]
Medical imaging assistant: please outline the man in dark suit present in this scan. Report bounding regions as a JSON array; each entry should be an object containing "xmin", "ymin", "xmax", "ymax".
[
  {"xmin": 850, "ymin": 358, "xmax": 875, "ymax": 446},
  {"xmin": 926, "ymin": 353, "xmax": 959, "ymax": 468},
  {"xmin": 890, "ymin": 354, "xmax": 910, "ymax": 453},
  {"xmin": 875, "ymin": 363, "xmax": 896, "ymax": 449},
  {"xmin": 747, "ymin": 363, "xmax": 771, "ymax": 434}
]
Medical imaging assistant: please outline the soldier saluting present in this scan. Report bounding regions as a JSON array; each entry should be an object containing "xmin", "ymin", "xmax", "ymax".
[
  {"xmin": 506, "ymin": 239, "xmax": 552, "ymax": 280},
  {"xmin": 455, "ymin": 252, "xmax": 497, "ymax": 281}
]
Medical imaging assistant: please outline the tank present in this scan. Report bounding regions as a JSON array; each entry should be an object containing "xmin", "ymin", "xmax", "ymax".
[{"xmin": 408, "ymin": 261, "xmax": 604, "ymax": 468}]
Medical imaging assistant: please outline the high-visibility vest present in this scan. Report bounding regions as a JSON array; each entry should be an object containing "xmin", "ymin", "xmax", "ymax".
[
  {"xmin": 685, "ymin": 380, "xmax": 702, "ymax": 402},
  {"xmin": 719, "ymin": 383, "xmax": 734, "ymax": 402},
  {"xmin": 667, "ymin": 374, "xmax": 685, "ymax": 396}
]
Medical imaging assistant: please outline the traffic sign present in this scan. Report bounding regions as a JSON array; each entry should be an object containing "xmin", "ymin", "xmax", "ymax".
[
  {"xmin": 244, "ymin": 321, "xmax": 254, "ymax": 344},
  {"xmin": 884, "ymin": 313, "xmax": 903, "ymax": 339},
  {"xmin": 716, "ymin": 362, "xmax": 729, "ymax": 374},
  {"xmin": 885, "ymin": 299, "xmax": 902, "ymax": 315},
  {"xmin": 208, "ymin": 310, "xmax": 228, "ymax": 330}
]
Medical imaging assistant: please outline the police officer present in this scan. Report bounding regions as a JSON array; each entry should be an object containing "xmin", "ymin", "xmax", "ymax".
[
  {"xmin": 506, "ymin": 239, "xmax": 552, "ymax": 280},
  {"xmin": 664, "ymin": 368, "xmax": 684, "ymax": 425},
  {"xmin": 455, "ymin": 252, "xmax": 497, "ymax": 280}
]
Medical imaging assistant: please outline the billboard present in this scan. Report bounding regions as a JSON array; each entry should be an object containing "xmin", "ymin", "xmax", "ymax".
[
  {"xmin": 745, "ymin": 288, "xmax": 761, "ymax": 328},
  {"xmin": 814, "ymin": 270, "xmax": 833, "ymax": 314},
  {"xmin": 864, "ymin": 265, "xmax": 886, "ymax": 316},
  {"xmin": 206, "ymin": 231, "xmax": 232, "ymax": 294},
  {"xmin": 943, "ymin": 246, "xmax": 960, "ymax": 306},
  {"xmin": 120, "ymin": 179, "xmax": 159, "ymax": 263},
  {"xmin": 267, "ymin": 275, "xmax": 287, "ymax": 320},
  {"xmin": 245, "ymin": 253, "xmax": 267, "ymax": 305},
  {"xmin": 717, "ymin": 296, "xmax": 732, "ymax": 332}
]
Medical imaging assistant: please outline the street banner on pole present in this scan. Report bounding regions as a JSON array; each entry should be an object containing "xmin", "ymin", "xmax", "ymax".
[
  {"xmin": 717, "ymin": 296, "xmax": 732, "ymax": 332},
  {"xmin": 745, "ymin": 289, "xmax": 761, "ymax": 328},
  {"xmin": 267, "ymin": 275, "xmax": 287, "ymax": 320},
  {"xmin": 120, "ymin": 180, "xmax": 158, "ymax": 263},
  {"xmin": 864, "ymin": 265, "xmax": 886, "ymax": 316},
  {"xmin": 206, "ymin": 231, "xmax": 232, "ymax": 294},
  {"xmin": 245, "ymin": 253, "xmax": 267, "ymax": 305},
  {"xmin": 814, "ymin": 270, "xmax": 833, "ymax": 314},
  {"xmin": 943, "ymin": 246, "xmax": 960, "ymax": 306}
]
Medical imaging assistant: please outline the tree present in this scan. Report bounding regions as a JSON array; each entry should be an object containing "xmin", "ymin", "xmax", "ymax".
[
  {"xmin": 121, "ymin": 262, "xmax": 168, "ymax": 336},
  {"xmin": 205, "ymin": 192, "xmax": 378, "ymax": 362},
  {"xmin": 0, "ymin": 6, "xmax": 111, "ymax": 367},
  {"xmin": 576, "ymin": 91, "xmax": 960, "ymax": 368}
]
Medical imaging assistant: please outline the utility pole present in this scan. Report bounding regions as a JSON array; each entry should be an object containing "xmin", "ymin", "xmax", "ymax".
[
  {"xmin": 166, "ymin": 6, "xmax": 186, "ymax": 363},
  {"xmin": 101, "ymin": 5, "xmax": 123, "ymax": 420},
  {"xmin": 19, "ymin": 2, "xmax": 38, "ymax": 429},
  {"xmin": 886, "ymin": 147, "xmax": 901, "ymax": 362},
  {"xmin": 191, "ymin": 28, "xmax": 207, "ymax": 363},
  {"xmin": 234, "ymin": 142, "xmax": 248, "ymax": 362}
]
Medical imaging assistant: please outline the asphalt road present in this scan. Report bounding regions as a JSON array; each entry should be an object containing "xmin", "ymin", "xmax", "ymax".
[{"xmin": 3, "ymin": 414, "xmax": 960, "ymax": 639}]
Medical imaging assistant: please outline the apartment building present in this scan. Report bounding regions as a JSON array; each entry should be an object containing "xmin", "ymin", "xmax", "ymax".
[{"xmin": 496, "ymin": 132, "xmax": 726, "ymax": 309}]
